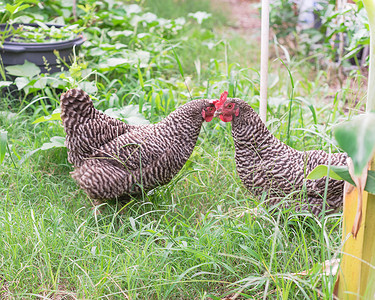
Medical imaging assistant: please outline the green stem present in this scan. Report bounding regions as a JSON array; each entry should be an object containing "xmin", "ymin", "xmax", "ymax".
[
  {"xmin": 6, "ymin": 143, "xmax": 18, "ymax": 169},
  {"xmin": 278, "ymin": 59, "xmax": 294, "ymax": 146}
]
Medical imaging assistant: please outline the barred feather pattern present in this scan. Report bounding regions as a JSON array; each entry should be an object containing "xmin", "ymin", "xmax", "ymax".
[
  {"xmin": 61, "ymin": 89, "xmax": 134, "ymax": 167},
  {"xmin": 228, "ymin": 98, "xmax": 347, "ymax": 215},
  {"xmin": 61, "ymin": 89, "xmax": 214, "ymax": 200}
]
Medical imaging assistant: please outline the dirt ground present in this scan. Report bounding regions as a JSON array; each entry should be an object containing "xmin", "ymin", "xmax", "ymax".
[
  {"xmin": 213, "ymin": 0, "xmax": 261, "ymax": 38},
  {"xmin": 223, "ymin": 0, "xmax": 261, "ymax": 31}
]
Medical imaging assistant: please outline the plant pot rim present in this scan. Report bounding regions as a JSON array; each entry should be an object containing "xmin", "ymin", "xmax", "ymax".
[{"xmin": 0, "ymin": 23, "xmax": 86, "ymax": 51}]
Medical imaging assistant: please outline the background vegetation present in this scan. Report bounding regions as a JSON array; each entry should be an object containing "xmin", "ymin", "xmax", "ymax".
[{"xmin": 0, "ymin": 0, "xmax": 367, "ymax": 298}]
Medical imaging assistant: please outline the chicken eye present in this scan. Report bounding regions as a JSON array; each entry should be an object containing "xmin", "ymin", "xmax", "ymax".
[
  {"xmin": 227, "ymin": 104, "xmax": 234, "ymax": 109},
  {"xmin": 208, "ymin": 107, "xmax": 214, "ymax": 112}
]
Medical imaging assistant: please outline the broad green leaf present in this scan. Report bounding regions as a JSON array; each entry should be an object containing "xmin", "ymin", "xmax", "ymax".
[
  {"xmin": 126, "ymin": 4, "xmax": 142, "ymax": 15},
  {"xmin": 33, "ymin": 77, "xmax": 48, "ymax": 89},
  {"xmin": 0, "ymin": 111, "xmax": 17, "ymax": 120},
  {"xmin": 78, "ymin": 81, "xmax": 97, "ymax": 94},
  {"xmin": 137, "ymin": 33, "xmax": 149, "ymax": 39},
  {"xmin": 5, "ymin": 61, "xmax": 41, "ymax": 78},
  {"xmin": 89, "ymin": 48, "xmax": 106, "ymax": 56},
  {"xmin": 105, "ymin": 58, "xmax": 129, "ymax": 68},
  {"xmin": 123, "ymin": 30, "xmax": 134, "ymax": 37},
  {"xmin": 307, "ymin": 164, "xmax": 375, "ymax": 194},
  {"xmin": 5, "ymin": 3, "xmax": 17, "ymax": 14},
  {"xmin": 40, "ymin": 136, "xmax": 66, "ymax": 150},
  {"xmin": 0, "ymin": 81, "xmax": 12, "ymax": 88},
  {"xmin": 100, "ymin": 43, "xmax": 127, "ymax": 50},
  {"xmin": 19, "ymin": 135, "xmax": 65, "ymax": 165},
  {"xmin": 307, "ymin": 165, "xmax": 343, "ymax": 181},
  {"xmin": 142, "ymin": 12, "xmax": 157, "ymax": 23},
  {"xmin": 104, "ymin": 105, "xmax": 150, "ymax": 125},
  {"xmin": 98, "ymin": 58, "xmax": 129, "ymax": 71},
  {"xmin": 33, "ymin": 113, "xmax": 62, "ymax": 124},
  {"xmin": 98, "ymin": 50, "xmax": 150, "ymax": 71},
  {"xmin": 14, "ymin": 77, "xmax": 30, "ymax": 90},
  {"xmin": 307, "ymin": 165, "xmax": 355, "ymax": 185},
  {"xmin": 334, "ymin": 113, "xmax": 375, "ymax": 176},
  {"xmin": 34, "ymin": 20, "xmax": 49, "ymax": 30},
  {"xmin": 14, "ymin": 4, "xmax": 30, "ymax": 14},
  {"xmin": 0, "ymin": 130, "xmax": 7, "ymax": 165},
  {"xmin": 328, "ymin": 166, "xmax": 357, "ymax": 185},
  {"xmin": 107, "ymin": 30, "xmax": 133, "ymax": 38},
  {"xmin": 6, "ymin": 3, "xmax": 30, "ymax": 14}
]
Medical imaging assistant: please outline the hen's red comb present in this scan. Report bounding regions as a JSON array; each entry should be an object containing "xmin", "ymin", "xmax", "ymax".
[{"xmin": 215, "ymin": 91, "xmax": 228, "ymax": 109}]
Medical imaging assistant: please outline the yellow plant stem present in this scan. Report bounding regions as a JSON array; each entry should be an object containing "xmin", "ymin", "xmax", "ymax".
[{"xmin": 337, "ymin": 159, "xmax": 375, "ymax": 299}]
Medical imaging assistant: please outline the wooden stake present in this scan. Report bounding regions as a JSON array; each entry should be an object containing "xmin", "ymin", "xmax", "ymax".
[
  {"xmin": 259, "ymin": 0, "xmax": 269, "ymax": 123},
  {"xmin": 337, "ymin": 161, "xmax": 375, "ymax": 299}
]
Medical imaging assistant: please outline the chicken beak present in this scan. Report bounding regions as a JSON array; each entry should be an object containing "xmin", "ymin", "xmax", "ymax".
[{"xmin": 214, "ymin": 109, "xmax": 222, "ymax": 118}]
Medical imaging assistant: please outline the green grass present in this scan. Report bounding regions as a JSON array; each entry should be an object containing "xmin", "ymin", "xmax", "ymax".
[
  {"xmin": 0, "ymin": 140, "xmax": 343, "ymax": 299},
  {"xmin": 0, "ymin": 0, "xmax": 367, "ymax": 298},
  {"xmin": 143, "ymin": 0, "xmax": 226, "ymax": 29},
  {"xmin": 0, "ymin": 113, "xmax": 346, "ymax": 299}
]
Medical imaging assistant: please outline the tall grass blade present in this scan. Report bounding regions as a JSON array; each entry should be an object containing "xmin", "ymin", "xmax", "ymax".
[
  {"xmin": 137, "ymin": 65, "xmax": 144, "ymax": 90},
  {"xmin": 0, "ymin": 57, "xmax": 6, "ymax": 81},
  {"xmin": 278, "ymin": 58, "xmax": 294, "ymax": 146},
  {"xmin": 172, "ymin": 46, "xmax": 192, "ymax": 99},
  {"xmin": 0, "ymin": 130, "xmax": 7, "ymax": 165}
]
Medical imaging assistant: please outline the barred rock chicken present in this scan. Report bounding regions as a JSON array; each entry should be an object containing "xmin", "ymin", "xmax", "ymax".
[
  {"xmin": 214, "ymin": 91, "xmax": 347, "ymax": 215},
  {"xmin": 60, "ymin": 89, "xmax": 217, "ymax": 201}
]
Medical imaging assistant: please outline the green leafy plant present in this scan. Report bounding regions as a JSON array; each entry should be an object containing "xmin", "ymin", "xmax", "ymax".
[
  {"xmin": 3, "ymin": 23, "xmax": 84, "ymax": 44},
  {"xmin": 270, "ymin": 0, "xmax": 369, "ymax": 66},
  {"xmin": 269, "ymin": 0, "xmax": 299, "ymax": 39},
  {"xmin": 0, "ymin": 0, "xmax": 31, "ymax": 24}
]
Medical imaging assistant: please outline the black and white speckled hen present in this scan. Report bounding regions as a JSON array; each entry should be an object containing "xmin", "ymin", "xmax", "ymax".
[
  {"xmin": 60, "ymin": 89, "xmax": 217, "ymax": 201},
  {"xmin": 214, "ymin": 91, "xmax": 347, "ymax": 215}
]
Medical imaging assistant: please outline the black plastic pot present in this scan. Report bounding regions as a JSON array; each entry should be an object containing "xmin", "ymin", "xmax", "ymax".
[{"xmin": 0, "ymin": 23, "xmax": 85, "ymax": 74}]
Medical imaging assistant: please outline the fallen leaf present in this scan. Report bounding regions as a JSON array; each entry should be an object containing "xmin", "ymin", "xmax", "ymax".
[
  {"xmin": 235, "ymin": 208, "xmax": 258, "ymax": 218},
  {"xmin": 292, "ymin": 258, "xmax": 340, "ymax": 277},
  {"xmin": 321, "ymin": 258, "xmax": 340, "ymax": 276}
]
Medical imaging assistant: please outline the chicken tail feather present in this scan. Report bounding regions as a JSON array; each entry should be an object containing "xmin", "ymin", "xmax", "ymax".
[
  {"xmin": 60, "ymin": 88, "xmax": 94, "ymax": 131},
  {"xmin": 60, "ymin": 89, "xmax": 131, "ymax": 167}
]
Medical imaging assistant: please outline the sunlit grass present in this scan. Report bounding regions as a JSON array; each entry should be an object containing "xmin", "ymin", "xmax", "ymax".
[{"xmin": 0, "ymin": 111, "xmax": 345, "ymax": 299}]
